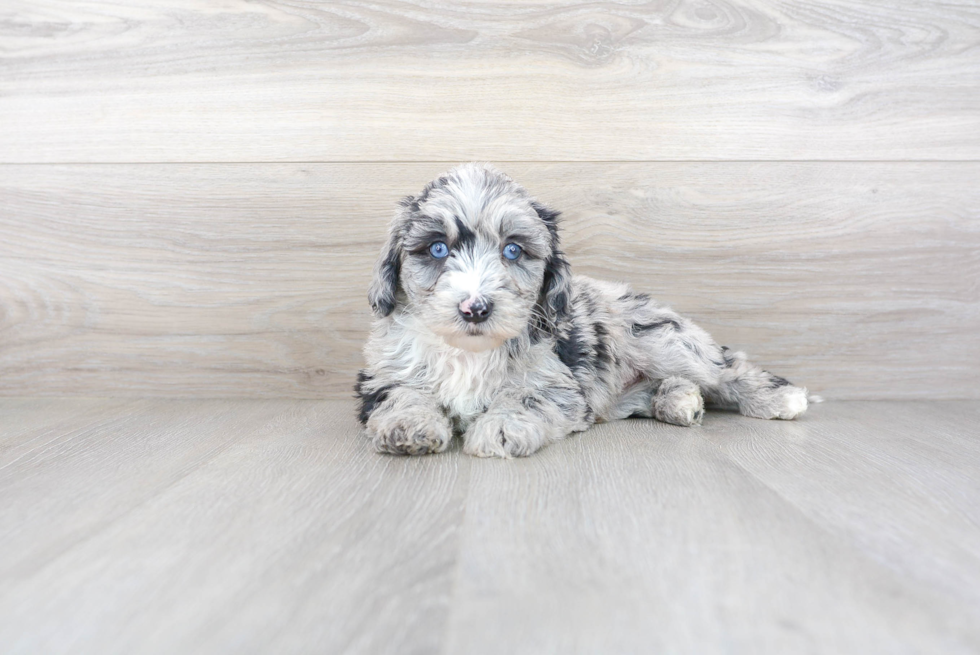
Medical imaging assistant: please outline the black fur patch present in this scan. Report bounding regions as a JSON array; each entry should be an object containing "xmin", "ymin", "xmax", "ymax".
[
  {"xmin": 521, "ymin": 394, "xmax": 540, "ymax": 410},
  {"xmin": 721, "ymin": 346, "xmax": 736, "ymax": 367},
  {"xmin": 371, "ymin": 249, "xmax": 400, "ymax": 316},
  {"xmin": 768, "ymin": 374, "xmax": 792, "ymax": 388},
  {"xmin": 453, "ymin": 216, "xmax": 477, "ymax": 249},
  {"xmin": 630, "ymin": 319, "xmax": 679, "ymax": 336},
  {"xmin": 354, "ymin": 371, "xmax": 395, "ymax": 425},
  {"xmin": 555, "ymin": 324, "xmax": 586, "ymax": 370},
  {"xmin": 592, "ymin": 322, "xmax": 613, "ymax": 371}
]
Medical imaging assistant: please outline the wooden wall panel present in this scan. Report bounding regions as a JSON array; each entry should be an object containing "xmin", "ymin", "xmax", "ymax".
[
  {"xmin": 2, "ymin": 0, "xmax": 979, "ymax": 162},
  {"xmin": 1, "ymin": 162, "xmax": 977, "ymax": 399}
]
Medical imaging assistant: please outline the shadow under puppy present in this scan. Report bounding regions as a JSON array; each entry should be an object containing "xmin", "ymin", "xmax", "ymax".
[{"xmin": 356, "ymin": 163, "xmax": 811, "ymax": 458}]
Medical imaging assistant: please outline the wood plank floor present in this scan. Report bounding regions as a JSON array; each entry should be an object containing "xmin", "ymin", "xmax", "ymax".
[{"xmin": 1, "ymin": 399, "xmax": 978, "ymax": 654}]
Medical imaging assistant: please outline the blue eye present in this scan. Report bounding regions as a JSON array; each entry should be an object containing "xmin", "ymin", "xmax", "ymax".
[
  {"xmin": 503, "ymin": 243, "xmax": 523, "ymax": 260},
  {"xmin": 429, "ymin": 241, "xmax": 449, "ymax": 258}
]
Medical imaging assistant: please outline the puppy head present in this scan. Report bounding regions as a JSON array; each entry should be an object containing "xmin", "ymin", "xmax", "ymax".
[{"xmin": 369, "ymin": 163, "xmax": 571, "ymax": 351}]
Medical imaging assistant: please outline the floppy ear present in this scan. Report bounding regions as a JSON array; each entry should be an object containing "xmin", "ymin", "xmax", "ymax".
[
  {"xmin": 367, "ymin": 206, "xmax": 408, "ymax": 317},
  {"xmin": 532, "ymin": 201, "xmax": 572, "ymax": 331}
]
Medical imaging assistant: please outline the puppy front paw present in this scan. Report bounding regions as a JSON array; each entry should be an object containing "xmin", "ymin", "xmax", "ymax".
[
  {"xmin": 367, "ymin": 409, "xmax": 453, "ymax": 456},
  {"xmin": 463, "ymin": 411, "xmax": 548, "ymax": 459}
]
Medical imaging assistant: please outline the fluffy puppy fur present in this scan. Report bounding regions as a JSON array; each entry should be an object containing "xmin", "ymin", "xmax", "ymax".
[{"xmin": 356, "ymin": 163, "xmax": 812, "ymax": 458}]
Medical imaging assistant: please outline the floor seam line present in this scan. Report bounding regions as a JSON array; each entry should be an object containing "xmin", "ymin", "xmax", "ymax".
[{"xmin": 438, "ymin": 450, "xmax": 475, "ymax": 655}]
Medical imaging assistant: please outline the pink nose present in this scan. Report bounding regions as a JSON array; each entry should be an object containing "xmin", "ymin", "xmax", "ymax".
[{"xmin": 459, "ymin": 296, "xmax": 493, "ymax": 323}]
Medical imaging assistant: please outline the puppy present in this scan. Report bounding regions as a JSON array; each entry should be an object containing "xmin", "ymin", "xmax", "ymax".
[{"xmin": 356, "ymin": 163, "xmax": 811, "ymax": 458}]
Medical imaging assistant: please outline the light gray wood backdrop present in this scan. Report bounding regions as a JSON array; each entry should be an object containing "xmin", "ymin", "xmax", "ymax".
[{"xmin": 1, "ymin": 1, "xmax": 978, "ymax": 399}]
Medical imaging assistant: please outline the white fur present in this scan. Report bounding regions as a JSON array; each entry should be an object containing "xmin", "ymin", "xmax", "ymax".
[{"xmin": 779, "ymin": 388, "xmax": 809, "ymax": 420}]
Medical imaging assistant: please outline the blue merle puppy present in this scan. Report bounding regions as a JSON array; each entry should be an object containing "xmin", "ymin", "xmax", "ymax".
[{"xmin": 356, "ymin": 163, "xmax": 811, "ymax": 458}]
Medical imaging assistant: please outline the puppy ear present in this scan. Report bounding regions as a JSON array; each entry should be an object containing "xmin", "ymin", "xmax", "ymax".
[
  {"xmin": 368, "ymin": 203, "xmax": 409, "ymax": 317},
  {"xmin": 539, "ymin": 252, "xmax": 572, "ymax": 326},
  {"xmin": 532, "ymin": 201, "xmax": 572, "ymax": 331}
]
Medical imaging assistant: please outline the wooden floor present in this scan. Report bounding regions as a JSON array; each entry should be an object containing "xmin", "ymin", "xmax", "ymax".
[{"xmin": 1, "ymin": 399, "xmax": 978, "ymax": 654}]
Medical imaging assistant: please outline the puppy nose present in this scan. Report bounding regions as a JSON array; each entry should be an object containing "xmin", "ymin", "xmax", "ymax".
[{"xmin": 459, "ymin": 297, "xmax": 493, "ymax": 323}]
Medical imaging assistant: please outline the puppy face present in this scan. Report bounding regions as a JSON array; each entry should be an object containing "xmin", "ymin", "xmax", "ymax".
[{"xmin": 369, "ymin": 164, "xmax": 570, "ymax": 351}]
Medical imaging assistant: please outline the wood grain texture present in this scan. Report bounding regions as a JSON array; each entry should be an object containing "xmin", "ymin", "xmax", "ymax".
[
  {"xmin": 0, "ymin": 398, "xmax": 470, "ymax": 655},
  {"xmin": 1, "ymin": 398, "xmax": 978, "ymax": 653},
  {"xmin": 2, "ymin": 1, "xmax": 980, "ymax": 162},
  {"xmin": 2, "ymin": 162, "xmax": 977, "ymax": 399},
  {"xmin": 445, "ymin": 400, "xmax": 980, "ymax": 654}
]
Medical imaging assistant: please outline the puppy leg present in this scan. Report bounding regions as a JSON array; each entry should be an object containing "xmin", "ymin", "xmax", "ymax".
[
  {"xmin": 608, "ymin": 377, "xmax": 703, "ymax": 426},
  {"xmin": 709, "ymin": 350, "xmax": 809, "ymax": 420},
  {"xmin": 463, "ymin": 372, "xmax": 590, "ymax": 459},
  {"xmin": 361, "ymin": 384, "xmax": 453, "ymax": 455},
  {"xmin": 608, "ymin": 378, "xmax": 659, "ymax": 420},
  {"xmin": 625, "ymin": 302, "xmax": 809, "ymax": 421}
]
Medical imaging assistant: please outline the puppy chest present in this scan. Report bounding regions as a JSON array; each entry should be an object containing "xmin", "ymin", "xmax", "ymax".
[{"xmin": 426, "ymin": 352, "xmax": 508, "ymax": 420}]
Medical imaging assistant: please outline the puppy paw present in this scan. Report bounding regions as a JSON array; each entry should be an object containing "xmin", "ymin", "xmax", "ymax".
[
  {"xmin": 739, "ymin": 385, "xmax": 809, "ymax": 420},
  {"xmin": 463, "ymin": 411, "xmax": 547, "ymax": 459},
  {"xmin": 775, "ymin": 386, "xmax": 808, "ymax": 420},
  {"xmin": 367, "ymin": 409, "xmax": 453, "ymax": 456},
  {"xmin": 652, "ymin": 377, "xmax": 704, "ymax": 427}
]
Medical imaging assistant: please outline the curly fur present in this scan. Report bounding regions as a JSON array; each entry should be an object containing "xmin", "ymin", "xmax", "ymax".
[{"xmin": 356, "ymin": 163, "xmax": 812, "ymax": 458}]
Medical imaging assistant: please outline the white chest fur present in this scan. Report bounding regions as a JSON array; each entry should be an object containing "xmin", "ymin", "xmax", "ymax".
[
  {"xmin": 426, "ymin": 345, "xmax": 510, "ymax": 420},
  {"xmin": 378, "ymin": 317, "xmax": 512, "ymax": 423}
]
